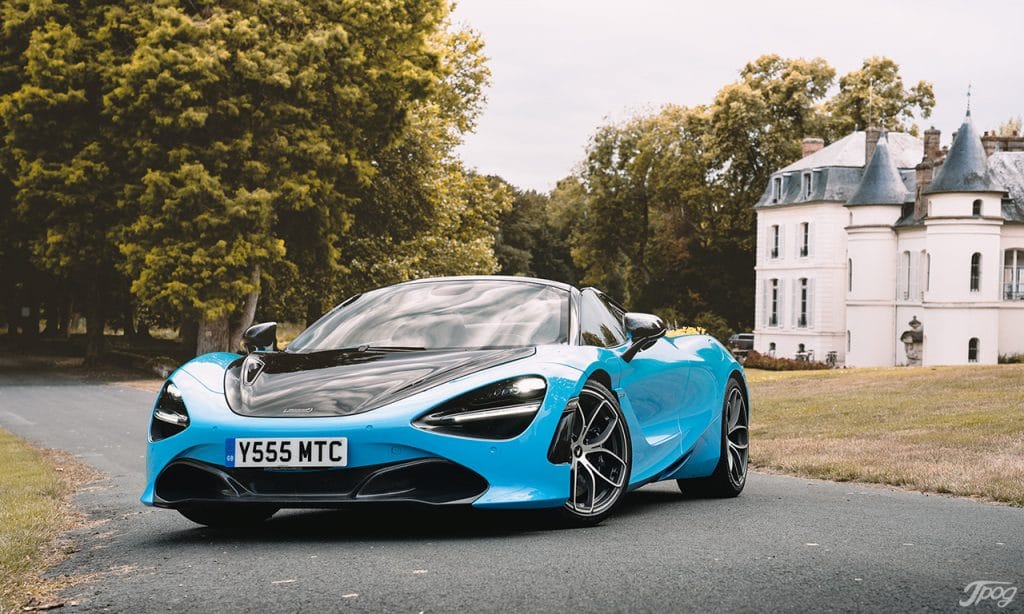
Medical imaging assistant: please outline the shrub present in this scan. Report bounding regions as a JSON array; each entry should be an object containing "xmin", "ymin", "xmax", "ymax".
[
  {"xmin": 742, "ymin": 350, "xmax": 831, "ymax": 371},
  {"xmin": 998, "ymin": 353, "xmax": 1024, "ymax": 364}
]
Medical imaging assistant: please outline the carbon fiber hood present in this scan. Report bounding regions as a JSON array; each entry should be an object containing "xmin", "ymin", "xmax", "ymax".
[{"xmin": 224, "ymin": 347, "xmax": 536, "ymax": 418}]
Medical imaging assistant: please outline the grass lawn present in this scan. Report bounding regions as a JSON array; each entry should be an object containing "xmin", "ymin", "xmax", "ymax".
[
  {"xmin": 0, "ymin": 428, "xmax": 82, "ymax": 611},
  {"xmin": 746, "ymin": 364, "xmax": 1024, "ymax": 505}
]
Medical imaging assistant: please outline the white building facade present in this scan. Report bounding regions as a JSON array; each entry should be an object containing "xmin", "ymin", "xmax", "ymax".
[{"xmin": 753, "ymin": 113, "xmax": 1024, "ymax": 366}]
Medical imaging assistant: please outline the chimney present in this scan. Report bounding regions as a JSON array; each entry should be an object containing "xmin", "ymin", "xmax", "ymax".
[
  {"xmin": 981, "ymin": 131, "xmax": 1024, "ymax": 156},
  {"xmin": 914, "ymin": 160, "xmax": 933, "ymax": 220},
  {"xmin": 923, "ymin": 127, "xmax": 942, "ymax": 162},
  {"xmin": 801, "ymin": 137, "xmax": 825, "ymax": 158},
  {"xmin": 865, "ymin": 126, "xmax": 881, "ymax": 163}
]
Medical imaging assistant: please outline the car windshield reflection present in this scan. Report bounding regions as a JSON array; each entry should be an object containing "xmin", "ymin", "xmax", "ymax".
[{"xmin": 286, "ymin": 279, "xmax": 570, "ymax": 352}]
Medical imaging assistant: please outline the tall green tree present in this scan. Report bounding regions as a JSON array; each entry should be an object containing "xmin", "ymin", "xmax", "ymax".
[
  {"xmin": 824, "ymin": 56, "xmax": 935, "ymax": 137},
  {"xmin": 0, "ymin": 0, "xmax": 132, "ymax": 360},
  {"xmin": 567, "ymin": 55, "xmax": 936, "ymax": 334},
  {"xmin": 111, "ymin": 0, "xmax": 453, "ymax": 352}
]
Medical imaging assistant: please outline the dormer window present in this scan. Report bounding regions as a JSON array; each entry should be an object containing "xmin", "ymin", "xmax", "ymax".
[
  {"xmin": 802, "ymin": 172, "xmax": 812, "ymax": 198},
  {"xmin": 773, "ymin": 176, "xmax": 783, "ymax": 202}
]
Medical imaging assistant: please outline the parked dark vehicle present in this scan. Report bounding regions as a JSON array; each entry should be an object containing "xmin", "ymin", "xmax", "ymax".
[{"xmin": 728, "ymin": 333, "xmax": 754, "ymax": 352}]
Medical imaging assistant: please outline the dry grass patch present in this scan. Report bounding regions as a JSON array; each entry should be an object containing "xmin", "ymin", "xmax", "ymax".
[
  {"xmin": 0, "ymin": 429, "xmax": 98, "ymax": 611},
  {"xmin": 746, "ymin": 365, "xmax": 1024, "ymax": 505}
]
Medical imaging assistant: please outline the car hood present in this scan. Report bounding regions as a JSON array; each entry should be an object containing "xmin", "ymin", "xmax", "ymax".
[{"xmin": 223, "ymin": 347, "xmax": 536, "ymax": 418}]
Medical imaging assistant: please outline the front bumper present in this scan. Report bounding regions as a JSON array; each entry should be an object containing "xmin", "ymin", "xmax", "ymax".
[
  {"xmin": 142, "ymin": 361, "xmax": 582, "ymax": 510},
  {"xmin": 152, "ymin": 458, "xmax": 489, "ymax": 508}
]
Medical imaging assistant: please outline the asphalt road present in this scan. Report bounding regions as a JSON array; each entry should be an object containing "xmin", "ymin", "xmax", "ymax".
[{"xmin": 1, "ymin": 367, "xmax": 1021, "ymax": 613}]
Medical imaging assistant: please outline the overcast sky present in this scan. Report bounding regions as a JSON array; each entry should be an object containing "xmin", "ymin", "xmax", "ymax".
[{"xmin": 451, "ymin": 0, "xmax": 1024, "ymax": 192}]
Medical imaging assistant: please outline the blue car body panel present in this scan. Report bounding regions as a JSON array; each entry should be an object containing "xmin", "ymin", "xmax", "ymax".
[{"xmin": 142, "ymin": 335, "xmax": 745, "ymax": 510}]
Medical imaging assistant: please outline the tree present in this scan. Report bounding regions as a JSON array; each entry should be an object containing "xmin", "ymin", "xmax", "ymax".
[
  {"xmin": 111, "ymin": 0, "xmax": 453, "ymax": 353},
  {"xmin": 325, "ymin": 18, "xmax": 511, "ymax": 304},
  {"xmin": 997, "ymin": 116, "xmax": 1022, "ymax": 136},
  {"xmin": 566, "ymin": 55, "xmax": 936, "ymax": 333},
  {"xmin": 0, "ymin": 0, "xmax": 131, "ymax": 360},
  {"xmin": 824, "ymin": 56, "xmax": 935, "ymax": 137}
]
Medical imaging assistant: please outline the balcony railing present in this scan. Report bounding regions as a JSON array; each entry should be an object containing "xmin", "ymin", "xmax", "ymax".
[{"xmin": 1004, "ymin": 283, "xmax": 1024, "ymax": 301}]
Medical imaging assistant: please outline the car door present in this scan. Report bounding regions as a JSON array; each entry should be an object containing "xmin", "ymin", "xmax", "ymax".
[{"xmin": 578, "ymin": 290, "xmax": 688, "ymax": 482}]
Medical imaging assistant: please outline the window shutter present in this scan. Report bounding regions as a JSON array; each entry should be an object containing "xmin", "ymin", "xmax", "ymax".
[
  {"xmin": 808, "ymin": 279, "xmax": 815, "ymax": 327},
  {"xmin": 792, "ymin": 279, "xmax": 799, "ymax": 327},
  {"xmin": 779, "ymin": 224, "xmax": 786, "ymax": 259},
  {"xmin": 762, "ymin": 280, "xmax": 769, "ymax": 327},
  {"xmin": 806, "ymin": 223, "xmax": 813, "ymax": 257}
]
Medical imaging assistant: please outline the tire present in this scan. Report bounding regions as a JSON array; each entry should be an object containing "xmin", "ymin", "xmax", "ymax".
[
  {"xmin": 559, "ymin": 380, "xmax": 632, "ymax": 526},
  {"xmin": 177, "ymin": 504, "xmax": 278, "ymax": 528},
  {"xmin": 677, "ymin": 377, "xmax": 748, "ymax": 498}
]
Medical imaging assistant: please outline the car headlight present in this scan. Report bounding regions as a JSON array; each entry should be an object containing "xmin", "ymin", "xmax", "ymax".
[
  {"xmin": 150, "ymin": 382, "xmax": 190, "ymax": 442},
  {"xmin": 413, "ymin": 376, "xmax": 547, "ymax": 440}
]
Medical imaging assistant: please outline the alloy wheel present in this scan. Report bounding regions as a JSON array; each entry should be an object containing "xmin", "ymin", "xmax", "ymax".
[{"xmin": 565, "ymin": 386, "xmax": 629, "ymax": 517}]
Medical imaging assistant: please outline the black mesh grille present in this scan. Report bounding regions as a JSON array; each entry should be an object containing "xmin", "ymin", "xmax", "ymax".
[{"xmin": 154, "ymin": 458, "xmax": 488, "ymax": 507}]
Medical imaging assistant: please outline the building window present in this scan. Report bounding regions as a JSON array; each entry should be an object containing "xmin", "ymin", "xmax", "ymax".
[
  {"xmin": 970, "ymin": 252, "xmax": 981, "ymax": 292},
  {"xmin": 925, "ymin": 252, "xmax": 931, "ymax": 292},
  {"xmin": 1004, "ymin": 249, "xmax": 1024, "ymax": 300},
  {"xmin": 972, "ymin": 199, "xmax": 982, "ymax": 216},
  {"xmin": 848, "ymin": 258, "xmax": 853, "ymax": 292},
  {"xmin": 847, "ymin": 330, "xmax": 851, "ymax": 352},
  {"xmin": 768, "ymin": 342, "xmax": 776, "ymax": 356},
  {"xmin": 901, "ymin": 251, "xmax": 912, "ymax": 300},
  {"xmin": 803, "ymin": 172, "xmax": 812, "ymax": 198},
  {"xmin": 770, "ymin": 225, "xmax": 780, "ymax": 259},
  {"xmin": 797, "ymin": 278, "xmax": 810, "ymax": 328},
  {"xmin": 920, "ymin": 250, "xmax": 928, "ymax": 299},
  {"xmin": 799, "ymin": 222, "xmax": 810, "ymax": 257},
  {"xmin": 768, "ymin": 279, "xmax": 780, "ymax": 326},
  {"xmin": 968, "ymin": 338, "xmax": 979, "ymax": 363},
  {"xmin": 773, "ymin": 176, "xmax": 783, "ymax": 202}
]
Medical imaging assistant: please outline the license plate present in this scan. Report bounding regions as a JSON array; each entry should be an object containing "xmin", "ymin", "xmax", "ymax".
[{"xmin": 225, "ymin": 437, "xmax": 348, "ymax": 468}]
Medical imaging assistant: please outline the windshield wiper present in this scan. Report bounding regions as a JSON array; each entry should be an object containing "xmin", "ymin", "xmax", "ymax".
[{"xmin": 340, "ymin": 344, "xmax": 426, "ymax": 353}]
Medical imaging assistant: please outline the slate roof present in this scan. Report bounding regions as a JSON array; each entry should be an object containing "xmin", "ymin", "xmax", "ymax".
[
  {"xmin": 778, "ymin": 131, "xmax": 923, "ymax": 172},
  {"xmin": 757, "ymin": 131, "xmax": 921, "ymax": 208},
  {"xmin": 846, "ymin": 134, "xmax": 913, "ymax": 206},
  {"xmin": 988, "ymin": 152, "xmax": 1024, "ymax": 222},
  {"xmin": 923, "ymin": 112, "xmax": 1002, "ymax": 194}
]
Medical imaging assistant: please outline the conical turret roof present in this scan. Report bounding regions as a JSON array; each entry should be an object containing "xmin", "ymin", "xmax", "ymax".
[
  {"xmin": 846, "ymin": 133, "xmax": 910, "ymax": 205},
  {"xmin": 924, "ymin": 111, "xmax": 1002, "ymax": 194}
]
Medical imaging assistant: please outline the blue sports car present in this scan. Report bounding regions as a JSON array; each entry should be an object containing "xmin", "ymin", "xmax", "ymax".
[{"xmin": 142, "ymin": 276, "xmax": 749, "ymax": 526}]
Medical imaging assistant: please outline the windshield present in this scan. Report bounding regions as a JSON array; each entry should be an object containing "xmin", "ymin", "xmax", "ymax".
[{"xmin": 286, "ymin": 279, "xmax": 570, "ymax": 352}]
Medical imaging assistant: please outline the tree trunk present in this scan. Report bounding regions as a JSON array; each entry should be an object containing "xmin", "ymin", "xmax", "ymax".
[
  {"xmin": 305, "ymin": 300, "xmax": 322, "ymax": 327},
  {"xmin": 228, "ymin": 265, "xmax": 261, "ymax": 353},
  {"xmin": 58, "ymin": 294, "xmax": 73, "ymax": 339},
  {"xmin": 179, "ymin": 318, "xmax": 199, "ymax": 356},
  {"xmin": 83, "ymin": 293, "xmax": 106, "ymax": 365},
  {"xmin": 196, "ymin": 316, "xmax": 231, "ymax": 355}
]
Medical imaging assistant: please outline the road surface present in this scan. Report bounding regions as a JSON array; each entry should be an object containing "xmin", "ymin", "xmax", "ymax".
[{"xmin": 0, "ymin": 367, "xmax": 1021, "ymax": 612}]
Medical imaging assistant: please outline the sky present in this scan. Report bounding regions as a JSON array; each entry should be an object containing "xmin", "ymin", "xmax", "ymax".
[{"xmin": 450, "ymin": 0, "xmax": 1024, "ymax": 192}]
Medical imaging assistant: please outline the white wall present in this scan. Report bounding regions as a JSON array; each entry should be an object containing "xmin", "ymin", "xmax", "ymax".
[{"xmin": 754, "ymin": 202, "xmax": 848, "ymax": 362}]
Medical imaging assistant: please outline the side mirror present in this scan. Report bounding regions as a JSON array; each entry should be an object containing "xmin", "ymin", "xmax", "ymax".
[
  {"xmin": 242, "ymin": 322, "xmax": 278, "ymax": 353},
  {"xmin": 621, "ymin": 313, "xmax": 667, "ymax": 362}
]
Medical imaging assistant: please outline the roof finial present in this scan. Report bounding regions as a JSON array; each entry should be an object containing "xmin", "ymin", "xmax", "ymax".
[{"xmin": 966, "ymin": 84, "xmax": 972, "ymax": 117}]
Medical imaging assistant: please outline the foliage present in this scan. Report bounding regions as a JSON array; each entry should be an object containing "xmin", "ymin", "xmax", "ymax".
[
  {"xmin": 823, "ymin": 56, "xmax": 935, "ymax": 137},
  {"xmin": 564, "ymin": 55, "xmax": 935, "ymax": 331},
  {"xmin": 1, "ymin": 0, "xmax": 508, "ymax": 354},
  {"xmin": 997, "ymin": 116, "xmax": 1022, "ymax": 136},
  {"xmin": 0, "ymin": 0, "xmax": 131, "ymax": 357},
  {"xmin": 998, "ymin": 353, "xmax": 1024, "ymax": 364},
  {"xmin": 493, "ymin": 182, "xmax": 579, "ymax": 284},
  {"xmin": 743, "ymin": 350, "xmax": 831, "ymax": 371}
]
